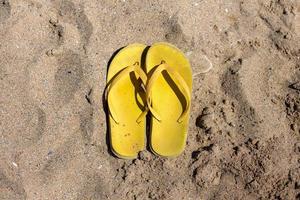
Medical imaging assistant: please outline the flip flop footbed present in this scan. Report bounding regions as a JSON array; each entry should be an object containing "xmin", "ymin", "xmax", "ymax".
[
  {"xmin": 107, "ymin": 43, "xmax": 146, "ymax": 159},
  {"xmin": 146, "ymin": 42, "xmax": 192, "ymax": 157}
]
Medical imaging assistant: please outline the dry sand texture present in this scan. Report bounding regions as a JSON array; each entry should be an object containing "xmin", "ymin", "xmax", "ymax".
[{"xmin": 0, "ymin": 0, "xmax": 300, "ymax": 199}]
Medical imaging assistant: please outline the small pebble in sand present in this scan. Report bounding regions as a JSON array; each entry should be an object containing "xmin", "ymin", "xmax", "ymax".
[
  {"xmin": 186, "ymin": 51, "xmax": 193, "ymax": 57},
  {"xmin": 46, "ymin": 48, "xmax": 63, "ymax": 57},
  {"xmin": 138, "ymin": 151, "xmax": 151, "ymax": 161},
  {"xmin": 48, "ymin": 150, "xmax": 53, "ymax": 156},
  {"xmin": 12, "ymin": 162, "xmax": 18, "ymax": 167},
  {"xmin": 46, "ymin": 150, "xmax": 54, "ymax": 159}
]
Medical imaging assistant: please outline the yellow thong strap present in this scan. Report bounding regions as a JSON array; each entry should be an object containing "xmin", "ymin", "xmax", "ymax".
[
  {"xmin": 146, "ymin": 63, "xmax": 191, "ymax": 123},
  {"xmin": 105, "ymin": 62, "xmax": 148, "ymax": 124}
]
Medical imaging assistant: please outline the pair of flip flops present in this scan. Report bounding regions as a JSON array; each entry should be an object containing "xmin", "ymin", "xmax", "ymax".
[{"xmin": 105, "ymin": 42, "xmax": 192, "ymax": 159}]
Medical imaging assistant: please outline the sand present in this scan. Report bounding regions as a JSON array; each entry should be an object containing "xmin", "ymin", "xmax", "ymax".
[{"xmin": 0, "ymin": 0, "xmax": 300, "ymax": 199}]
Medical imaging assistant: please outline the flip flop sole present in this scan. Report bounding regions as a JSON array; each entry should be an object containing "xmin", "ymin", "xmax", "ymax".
[
  {"xmin": 107, "ymin": 43, "xmax": 146, "ymax": 159},
  {"xmin": 146, "ymin": 42, "xmax": 192, "ymax": 157}
]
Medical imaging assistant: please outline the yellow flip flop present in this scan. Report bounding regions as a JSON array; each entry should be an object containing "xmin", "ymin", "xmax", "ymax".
[
  {"xmin": 145, "ymin": 42, "xmax": 192, "ymax": 157},
  {"xmin": 105, "ymin": 43, "xmax": 147, "ymax": 159}
]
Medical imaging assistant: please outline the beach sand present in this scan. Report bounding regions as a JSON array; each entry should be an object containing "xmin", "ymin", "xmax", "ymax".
[{"xmin": 0, "ymin": 0, "xmax": 299, "ymax": 199}]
